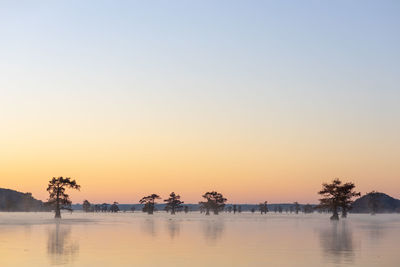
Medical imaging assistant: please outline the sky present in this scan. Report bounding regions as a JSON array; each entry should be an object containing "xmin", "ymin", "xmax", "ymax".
[{"xmin": 0, "ymin": 1, "xmax": 399, "ymax": 204}]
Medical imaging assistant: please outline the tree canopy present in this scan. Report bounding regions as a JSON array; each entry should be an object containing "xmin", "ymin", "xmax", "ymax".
[{"xmin": 259, "ymin": 201, "xmax": 268, "ymax": 214}]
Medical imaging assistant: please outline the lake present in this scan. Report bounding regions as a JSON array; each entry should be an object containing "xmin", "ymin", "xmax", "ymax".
[{"xmin": 0, "ymin": 212, "xmax": 399, "ymax": 266}]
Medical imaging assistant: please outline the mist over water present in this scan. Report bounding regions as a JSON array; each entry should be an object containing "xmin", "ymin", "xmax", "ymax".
[{"xmin": 0, "ymin": 212, "xmax": 399, "ymax": 266}]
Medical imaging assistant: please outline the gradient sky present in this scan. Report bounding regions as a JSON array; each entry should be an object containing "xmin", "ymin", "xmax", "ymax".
[{"xmin": 0, "ymin": 1, "xmax": 399, "ymax": 204}]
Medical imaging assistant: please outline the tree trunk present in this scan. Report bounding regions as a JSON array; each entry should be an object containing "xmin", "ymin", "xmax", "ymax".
[
  {"xmin": 55, "ymin": 186, "xmax": 61, "ymax": 219},
  {"xmin": 205, "ymin": 208, "xmax": 210, "ymax": 215},
  {"xmin": 330, "ymin": 206, "xmax": 339, "ymax": 220},
  {"xmin": 55, "ymin": 208, "xmax": 61, "ymax": 218},
  {"xmin": 341, "ymin": 207, "xmax": 347, "ymax": 218},
  {"xmin": 171, "ymin": 207, "xmax": 175, "ymax": 215}
]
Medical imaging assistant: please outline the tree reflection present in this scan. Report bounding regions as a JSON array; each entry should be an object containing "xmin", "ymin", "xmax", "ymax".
[
  {"xmin": 319, "ymin": 221, "xmax": 354, "ymax": 265},
  {"xmin": 367, "ymin": 221, "xmax": 384, "ymax": 244},
  {"xmin": 202, "ymin": 219, "xmax": 225, "ymax": 244},
  {"xmin": 47, "ymin": 222, "xmax": 79, "ymax": 265},
  {"xmin": 141, "ymin": 217, "xmax": 157, "ymax": 237},
  {"xmin": 166, "ymin": 219, "xmax": 180, "ymax": 239}
]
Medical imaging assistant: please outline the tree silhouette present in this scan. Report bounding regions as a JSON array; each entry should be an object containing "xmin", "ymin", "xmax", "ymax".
[
  {"xmin": 100, "ymin": 203, "xmax": 109, "ymax": 212},
  {"xmin": 46, "ymin": 177, "xmax": 80, "ymax": 219},
  {"xmin": 259, "ymin": 201, "xmax": 268, "ymax": 214},
  {"xmin": 140, "ymin": 194, "xmax": 160, "ymax": 214},
  {"xmin": 199, "ymin": 191, "xmax": 227, "ymax": 215},
  {"xmin": 184, "ymin": 206, "xmax": 189, "ymax": 213},
  {"xmin": 294, "ymin": 202, "xmax": 300, "ymax": 214},
  {"xmin": 338, "ymin": 182, "xmax": 360, "ymax": 218},
  {"xmin": 164, "ymin": 192, "xmax": 183, "ymax": 215},
  {"xmin": 82, "ymin": 200, "xmax": 91, "ymax": 212},
  {"xmin": 318, "ymin": 178, "xmax": 360, "ymax": 220},
  {"xmin": 110, "ymin": 202, "xmax": 120, "ymax": 213},
  {"xmin": 303, "ymin": 204, "xmax": 314, "ymax": 213},
  {"xmin": 94, "ymin": 204, "xmax": 100, "ymax": 212},
  {"xmin": 318, "ymin": 179, "xmax": 341, "ymax": 220},
  {"xmin": 233, "ymin": 204, "xmax": 237, "ymax": 214}
]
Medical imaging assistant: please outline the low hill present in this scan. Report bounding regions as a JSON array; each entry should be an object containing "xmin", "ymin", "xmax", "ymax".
[
  {"xmin": 351, "ymin": 192, "xmax": 400, "ymax": 213},
  {"xmin": 0, "ymin": 188, "xmax": 44, "ymax": 211}
]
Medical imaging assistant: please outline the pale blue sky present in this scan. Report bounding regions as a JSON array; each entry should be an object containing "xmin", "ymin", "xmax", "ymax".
[{"xmin": 0, "ymin": 1, "xmax": 399, "ymax": 202}]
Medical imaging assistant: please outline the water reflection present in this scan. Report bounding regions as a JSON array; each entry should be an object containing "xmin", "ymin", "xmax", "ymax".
[
  {"xmin": 166, "ymin": 219, "xmax": 180, "ymax": 239},
  {"xmin": 141, "ymin": 217, "xmax": 157, "ymax": 237},
  {"xmin": 1, "ymin": 213, "xmax": 399, "ymax": 267},
  {"xmin": 202, "ymin": 219, "xmax": 225, "ymax": 243},
  {"xmin": 47, "ymin": 222, "xmax": 79, "ymax": 265},
  {"xmin": 319, "ymin": 221, "xmax": 354, "ymax": 265},
  {"xmin": 367, "ymin": 221, "xmax": 384, "ymax": 244}
]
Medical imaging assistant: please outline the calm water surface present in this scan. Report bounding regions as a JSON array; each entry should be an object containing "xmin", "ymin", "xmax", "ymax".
[{"xmin": 0, "ymin": 212, "xmax": 399, "ymax": 266}]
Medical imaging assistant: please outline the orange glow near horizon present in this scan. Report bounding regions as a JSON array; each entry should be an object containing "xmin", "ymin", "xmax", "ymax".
[{"xmin": 1, "ymin": 122, "xmax": 398, "ymax": 204}]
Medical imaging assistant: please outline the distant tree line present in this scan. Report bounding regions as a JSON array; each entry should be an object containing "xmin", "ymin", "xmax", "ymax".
[
  {"xmin": 39, "ymin": 177, "xmax": 377, "ymax": 220},
  {"xmin": 77, "ymin": 178, "xmax": 386, "ymax": 220},
  {"xmin": 2, "ymin": 176, "xmax": 394, "ymax": 220}
]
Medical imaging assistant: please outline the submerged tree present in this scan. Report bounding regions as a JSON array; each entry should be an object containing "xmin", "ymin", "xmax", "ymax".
[
  {"xmin": 278, "ymin": 206, "xmax": 283, "ymax": 213},
  {"xmin": 233, "ymin": 204, "xmax": 237, "ymax": 214},
  {"xmin": 199, "ymin": 191, "xmax": 227, "ymax": 215},
  {"xmin": 259, "ymin": 201, "xmax": 268, "ymax": 214},
  {"xmin": 110, "ymin": 202, "xmax": 120, "ymax": 213},
  {"xmin": 101, "ymin": 203, "xmax": 109, "ymax": 212},
  {"xmin": 164, "ymin": 192, "xmax": 184, "ymax": 215},
  {"xmin": 82, "ymin": 200, "xmax": 91, "ymax": 212},
  {"xmin": 94, "ymin": 204, "xmax": 101, "ymax": 212},
  {"xmin": 47, "ymin": 177, "xmax": 80, "ymax": 219},
  {"xmin": 317, "ymin": 178, "xmax": 360, "ymax": 220},
  {"xmin": 140, "ymin": 194, "xmax": 160, "ymax": 214},
  {"xmin": 338, "ymin": 181, "xmax": 360, "ymax": 218},
  {"xmin": 294, "ymin": 202, "xmax": 300, "ymax": 214},
  {"xmin": 303, "ymin": 204, "xmax": 314, "ymax": 214},
  {"xmin": 318, "ymin": 179, "xmax": 341, "ymax": 220}
]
